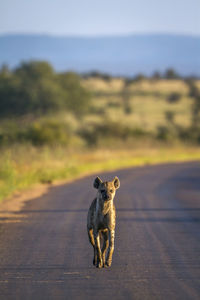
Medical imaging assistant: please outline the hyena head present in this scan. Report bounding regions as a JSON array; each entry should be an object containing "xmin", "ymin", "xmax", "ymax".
[{"xmin": 93, "ymin": 176, "xmax": 120, "ymax": 202}]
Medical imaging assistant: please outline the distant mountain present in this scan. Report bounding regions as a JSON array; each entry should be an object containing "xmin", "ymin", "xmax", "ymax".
[{"xmin": 0, "ymin": 34, "xmax": 200, "ymax": 76}]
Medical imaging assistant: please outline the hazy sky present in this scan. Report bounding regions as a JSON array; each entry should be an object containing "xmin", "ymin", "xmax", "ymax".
[{"xmin": 0, "ymin": 0, "xmax": 200, "ymax": 36}]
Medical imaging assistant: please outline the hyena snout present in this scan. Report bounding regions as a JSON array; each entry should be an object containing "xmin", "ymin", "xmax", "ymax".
[{"xmin": 103, "ymin": 192, "xmax": 112, "ymax": 201}]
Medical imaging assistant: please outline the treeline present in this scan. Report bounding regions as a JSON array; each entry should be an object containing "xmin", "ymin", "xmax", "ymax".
[
  {"xmin": 0, "ymin": 61, "xmax": 200, "ymax": 147},
  {"xmin": 0, "ymin": 61, "xmax": 91, "ymax": 118},
  {"xmin": 82, "ymin": 68, "xmax": 200, "ymax": 81}
]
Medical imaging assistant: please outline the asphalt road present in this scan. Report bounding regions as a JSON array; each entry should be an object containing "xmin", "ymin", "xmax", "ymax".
[{"xmin": 0, "ymin": 162, "xmax": 200, "ymax": 300}]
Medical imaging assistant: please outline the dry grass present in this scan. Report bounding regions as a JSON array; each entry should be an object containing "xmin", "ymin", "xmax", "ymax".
[
  {"xmin": 1, "ymin": 143, "xmax": 200, "ymax": 203},
  {"xmin": 128, "ymin": 79, "xmax": 189, "ymax": 95},
  {"xmin": 85, "ymin": 93, "xmax": 193, "ymax": 131},
  {"xmin": 82, "ymin": 78, "xmax": 197, "ymax": 95},
  {"xmin": 1, "ymin": 78, "xmax": 200, "ymax": 204},
  {"xmin": 82, "ymin": 78, "xmax": 124, "ymax": 93}
]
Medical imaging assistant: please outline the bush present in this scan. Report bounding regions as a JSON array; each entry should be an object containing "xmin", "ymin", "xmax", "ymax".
[
  {"xmin": 26, "ymin": 120, "xmax": 71, "ymax": 146},
  {"xmin": 156, "ymin": 126, "xmax": 171, "ymax": 141},
  {"xmin": 0, "ymin": 121, "xmax": 27, "ymax": 146},
  {"xmin": 78, "ymin": 120, "xmax": 149, "ymax": 146},
  {"xmin": 165, "ymin": 111, "xmax": 175, "ymax": 123},
  {"xmin": 156, "ymin": 126, "xmax": 168, "ymax": 140},
  {"xmin": 167, "ymin": 93, "xmax": 181, "ymax": 103}
]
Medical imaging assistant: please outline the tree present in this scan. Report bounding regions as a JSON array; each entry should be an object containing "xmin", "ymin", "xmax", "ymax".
[
  {"xmin": 133, "ymin": 73, "xmax": 146, "ymax": 81},
  {"xmin": 164, "ymin": 68, "xmax": 180, "ymax": 79},
  {"xmin": 13, "ymin": 61, "xmax": 64, "ymax": 114},
  {"xmin": 152, "ymin": 71, "xmax": 161, "ymax": 80},
  {"xmin": 0, "ymin": 61, "xmax": 91, "ymax": 117},
  {"xmin": 58, "ymin": 72, "xmax": 91, "ymax": 117},
  {"xmin": 187, "ymin": 80, "xmax": 200, "ymax": 129}
]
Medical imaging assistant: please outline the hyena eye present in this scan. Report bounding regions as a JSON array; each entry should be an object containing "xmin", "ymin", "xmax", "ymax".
[{"xmin": 110, "ymin": 189, "xmax": 113, "ymax": 193}]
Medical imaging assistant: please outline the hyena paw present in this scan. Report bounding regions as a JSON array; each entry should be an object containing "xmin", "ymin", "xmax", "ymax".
[
  {"xmin": 106, "ymin": 259, "xmax": 112, "ymax": 267},
  {"xmin": 96, "ymin": 259, "xmax": 103, "ymax": 268},
  {"xmin": 102, "ymin": 257, "xmax": 106, "ymax": 267}
]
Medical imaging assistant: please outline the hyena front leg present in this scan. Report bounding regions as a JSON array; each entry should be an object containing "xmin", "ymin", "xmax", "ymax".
[
  {"xmin": 106, "ymin": 229, "xmax": 115, "ymax": 267},
  {"xmin": 88, "ymin": 228, "xmax": 97, "ymax": 266},
  {"xmin": 101, "ymin": 231, "xmax": 109, "ymax": 267},
  {"xmin": 94, "ymin": 231, "xmax": 103, "ymax": 268}
]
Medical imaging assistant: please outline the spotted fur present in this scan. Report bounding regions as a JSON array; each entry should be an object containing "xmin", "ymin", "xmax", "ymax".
[{"xmin": 87, "ymin": 176, "xmax": 120, "ymax": 268}]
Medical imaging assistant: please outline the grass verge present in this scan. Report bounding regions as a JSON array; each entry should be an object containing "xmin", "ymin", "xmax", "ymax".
[{"xmin": 0, "ymin": 144, "xmax": 200, "ymax": 203}]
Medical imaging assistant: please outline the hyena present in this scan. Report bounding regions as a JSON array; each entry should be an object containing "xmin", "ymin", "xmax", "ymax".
[{"xmin": 87, "ymin": 176, "xmax": 120, "ymax": 268}]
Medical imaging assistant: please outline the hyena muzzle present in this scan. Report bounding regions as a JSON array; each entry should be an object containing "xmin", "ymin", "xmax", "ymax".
[{"xmin": 87, "ymin": 176, "xmax": 120, "ymax": 268}]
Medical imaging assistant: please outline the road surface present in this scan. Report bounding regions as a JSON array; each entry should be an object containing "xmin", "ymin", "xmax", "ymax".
[{"xmin": 0, "ymin": 162, "xmax": 200, "ymax": 300}]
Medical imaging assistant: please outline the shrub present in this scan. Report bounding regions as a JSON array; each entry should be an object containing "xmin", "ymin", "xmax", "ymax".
[
  {"xmin": 156, "ymin": 126, "xmax": 170, "ymax": 141},
  {"xmin": 78, "ymin": 120, "xmax": 149, "ymax": 146},
  {"xmin": 167, "ymin": 92, "xmax": 181, "ymax": 103},
  {"xmin": 165, "ymin": 111, "xmax": 175, "ymax": 123},
  {"xmin": 26, "ymin": 120, "xmax": 71, "ymax": 146}
]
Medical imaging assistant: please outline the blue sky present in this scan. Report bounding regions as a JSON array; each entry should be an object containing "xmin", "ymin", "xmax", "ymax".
[{"xmin": 0, "ymin": 0, "xmax": 200, "ymax": 36}]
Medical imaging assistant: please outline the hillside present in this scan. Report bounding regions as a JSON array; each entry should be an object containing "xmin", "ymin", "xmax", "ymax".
[
  {"xmin": 0, "ymin": 34, "xmax": 200, "ymax": 76},
  {"xmin": 1, "ymin": 65, "xmax": 200, "ymax": 201}
]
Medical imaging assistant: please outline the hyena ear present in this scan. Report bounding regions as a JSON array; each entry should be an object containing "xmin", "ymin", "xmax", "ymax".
[
  {"xmin": 93, "ymin": 176, "xmax": 102, "ymax": 189},
  {"xmin": 113, "ymin": 176, "xmax": 120, "ymax": 189}
]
